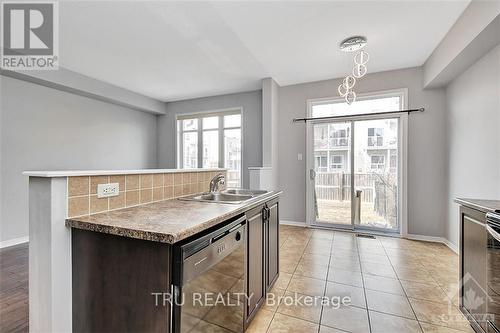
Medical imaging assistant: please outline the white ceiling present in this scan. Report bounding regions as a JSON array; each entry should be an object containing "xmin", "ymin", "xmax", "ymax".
[{"xmin": 59, "ymin": 1, "xmax": 470, "ymax": 101}]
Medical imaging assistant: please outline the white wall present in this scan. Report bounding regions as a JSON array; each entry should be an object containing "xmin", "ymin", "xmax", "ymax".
[
  {"xmin": 157, "ymin": 91, "xmax": 262, "ymax": 188},
  {"xmin": 277, "ymin": 67, "xmax": 449, "ymax": 238},
  {"xmin": 423, "ymin": 1, "xmax": 500, "ymax": 88},
  {"xmin": 0, "ymin": 76, "xmax": 158, "ymax": 243},
  {"xmin": 445, "ymin": 45, "xmax": 500, "ymax": 247}
]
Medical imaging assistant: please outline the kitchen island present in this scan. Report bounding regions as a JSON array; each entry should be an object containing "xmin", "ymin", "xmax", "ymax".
[
  {"xmin": 68, "ymin": 190, "xmax": 280, "ymax": 332},
  {"xmin": 24, "ymin": 169, "xmax": 280, "ymax": 333}
]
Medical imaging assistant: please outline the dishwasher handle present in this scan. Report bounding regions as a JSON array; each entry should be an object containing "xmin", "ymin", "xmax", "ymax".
[
  {"xmin": 181, "ymin": 220, "xmax": 246, "ymax": 284},
  {"xmin": 487, "ymin": 225, "xmax": 500, "ymax": 242}
]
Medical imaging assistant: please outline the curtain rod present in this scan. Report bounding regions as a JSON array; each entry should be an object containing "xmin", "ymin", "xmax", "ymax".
[{"xmin": 292, "ymin": 108, "xmax": 425, "ymax": 122}]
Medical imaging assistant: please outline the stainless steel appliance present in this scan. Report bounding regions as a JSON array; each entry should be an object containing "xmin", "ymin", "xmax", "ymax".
[
  {"xmin": 172, "ymin": 215, "xmax": 247, "ymax": 333},
  {"xmin": 486, "ymin": 212, "xmax": 500, "ymax": 333}
]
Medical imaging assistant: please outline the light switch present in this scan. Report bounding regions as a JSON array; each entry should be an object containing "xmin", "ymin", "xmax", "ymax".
[{"xmin": 297, "ymin": 153, "xmax": 303, "ymax": 161}]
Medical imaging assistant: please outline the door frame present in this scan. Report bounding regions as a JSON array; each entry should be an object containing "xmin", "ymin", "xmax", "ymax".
[{"xmin": 305, "ymin": 88, "xmax": 408, "ymax": 236}]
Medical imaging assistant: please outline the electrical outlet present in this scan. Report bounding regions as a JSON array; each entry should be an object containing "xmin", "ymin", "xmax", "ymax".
[{"xmin": 97, "ymin": 183, "xmax": 119, "ymax": 198}]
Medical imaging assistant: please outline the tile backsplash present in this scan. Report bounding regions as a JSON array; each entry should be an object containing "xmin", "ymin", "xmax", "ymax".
[{"xmin": 67, "ymin": 170, "xmax": 226, "ymax": 218}]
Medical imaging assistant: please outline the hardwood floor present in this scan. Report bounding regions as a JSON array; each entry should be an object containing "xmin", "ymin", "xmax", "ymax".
[{"xmin": 0, "ymin": 243, "xmax": 28, "ymax": 333}]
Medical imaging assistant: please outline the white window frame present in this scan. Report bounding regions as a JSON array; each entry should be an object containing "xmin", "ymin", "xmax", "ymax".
[
  {"xmin": 330, "ymin": 154, "xmax": 344, "ymax": 170},
  {"xmin": 367, "ymin": 127, "xmax": 384, "ymax": 147},
  {"xmin": 331, "ymin": 127, "xmax": 349, "ymax": 147},
  {"xmin": 176, "ymin": 107, "xmax": 244, "ymax": 187},
  {"xmin": 370, "ymin": 154, "xmax": 385, "ymax": 171},
  {"xmin": 315, "ymin": 152, "xmax": 328, "ymax": 172},
  {"xmin": 178, "ymin": 119, "xmax": 199, "ymax": 169},
  {"xmin": 305, "ymin": 88, "xmax": 409, "ymax": 236}
]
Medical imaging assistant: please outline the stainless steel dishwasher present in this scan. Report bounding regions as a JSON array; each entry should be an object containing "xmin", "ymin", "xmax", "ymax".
[{"xmin": 171, "ymin": 215, "xmax": 247, "ymax": 333}]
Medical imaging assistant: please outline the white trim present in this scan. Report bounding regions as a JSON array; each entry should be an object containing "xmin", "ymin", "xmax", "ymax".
[
  {"xmin": 443, "ymin": 239, "xmax": 459, "ymax": 254},
  {"xmin": 23, "ymin": 168, "xmax": 227, "ymax": 177},
  {"xmin": 0, "ymin": 236, "xmax": 29, "ymax": 248},
  {"xmin": 305, "ymin": 88, "xmax": 409, "ymax": 236},
  {"xmin": 280, "ymin": 220, "xmax": 307, "ymax": 227},
  {"xmin": 307, "ymin": 88, "xmax": 408, "ymax": 109},
  {"xmin": 406, "ymin": 234, "xmax": 459, "ymax": 254}
]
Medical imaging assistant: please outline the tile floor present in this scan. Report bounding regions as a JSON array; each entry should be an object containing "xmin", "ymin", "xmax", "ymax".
[{"xmin": 246, "ymin": 225, "xmax": 472, "ymax": 333}]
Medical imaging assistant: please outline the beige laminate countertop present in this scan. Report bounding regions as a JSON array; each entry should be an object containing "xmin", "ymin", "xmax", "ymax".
[
  {"xmin": 66, "ymin": 191, "xmax": 281, "ymax": 244},
  {"xmin": 454, "ymin": 198, "xmax": 500, "ymax": 214}
]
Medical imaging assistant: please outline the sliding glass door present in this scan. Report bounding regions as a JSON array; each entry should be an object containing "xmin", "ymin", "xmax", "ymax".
[
  {"xmin": 312, "ymin": 122, "xmax": 352, "ymax": 227},
  {"xmin": 306, "ymin": 91, "xmax": 405, "ymax": 234},
  {"xmin": 353, "ymin": 118, "xmax": 399, "ymax": 231}
]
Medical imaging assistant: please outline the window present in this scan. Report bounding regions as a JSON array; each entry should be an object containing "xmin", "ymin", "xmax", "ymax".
[
  {"xmin": 330, "ymin": 155, "xmax": 344, "ymax": 170},
  {"xmin": 368, "ymin": 128, "xmax": 384, "ymax": 147},
  {"xmin": 314, "ymin": 124, "xmax": 328, "ymax": 150},
  {"xmin": 177, "ymin": 111, "xmax": 242, "ymax": 187},
  {"xmin": 179, "ymin": 119, "xmax": 198, "ymax": 169},
  {"xmin": 370, "ymin": 155, "xmax": 385, "ymax": 171},
  {"xmin": 315, "ymin": 152, "xmax": 327, "ymax": 172},
  {"xmin": 331, "ymin": 128, "xmax": 349, "ymax": 147},
  {"xmin": 311, "ymin": 95, "xmax": 402, "ymax": 118}
]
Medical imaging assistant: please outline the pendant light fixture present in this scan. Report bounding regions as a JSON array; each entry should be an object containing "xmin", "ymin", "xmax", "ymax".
[{"xmin": 338, "ymin": 36, "xmax": 369, "ymax": 105}]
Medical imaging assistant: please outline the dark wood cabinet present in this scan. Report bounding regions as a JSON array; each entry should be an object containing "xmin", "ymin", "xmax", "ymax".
[
  {"xmin": 72, "ymin": 229, "xmax": 171, "ymax": 333},
  {"xmin": 244, "ymin": 198, "xmax": 280, "ymax": 324},
  {"xmin": 72, "ymin": 197, "xmax": 280, "ymax": 332},
  {"xmin": 265, "ymin": 199, "xmax": 279, "ymax": 290},
  {"xmin": 246, "ymin": 205, "xmax": 265, "ymax": 318},
  {"xmin": 459, "ymin": 205, "xmax": 488, "ymax": 333}
]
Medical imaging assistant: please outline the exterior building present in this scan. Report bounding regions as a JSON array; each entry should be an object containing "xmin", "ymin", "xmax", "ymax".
[{"xmin": 314, "ymin": 119, "xmax": 398, "ymax": 175}]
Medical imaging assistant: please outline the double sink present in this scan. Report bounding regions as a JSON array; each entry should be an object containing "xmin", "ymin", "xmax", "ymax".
[{"xmin": 180, "ymin": 189, "xmax": 268, "ymax": 204}]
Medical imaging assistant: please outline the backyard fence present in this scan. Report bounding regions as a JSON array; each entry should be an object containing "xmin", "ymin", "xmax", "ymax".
[{"xmin": 315, "ymin": 172, "xmax": 397, "ymax": 220}]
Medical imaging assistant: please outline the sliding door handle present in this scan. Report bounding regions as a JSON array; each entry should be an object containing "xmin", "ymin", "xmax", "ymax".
[{"xmin": 309, "ymin": 169, "xmax": 316, "ymax": 180}]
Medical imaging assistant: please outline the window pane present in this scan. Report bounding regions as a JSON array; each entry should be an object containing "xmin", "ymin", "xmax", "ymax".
[
  {"xmin": 224, "ymin": 129, "xmax": 241, "ymax": 187},
  {"xmin": 203, "ymin": 116, "xmax": 219, "ymax": 130},
  {"xmin": 311, "ymin": 96, "xmax": 401, "ymax": 118},
  {"xmin": 314, "ymin": 124, "xmax": 328, "ymax": 150},
  {"xmin": 183, "ymin": 118, "xmax": 198, "ymax": 131},
  {"xmin": 224, "ymin": 114, "xmax": 241, "ymax": 128},
  {"xmin": 203, "ymin": 130, "xmax": 219, "ymax": 168},
  {"xmin": 183, "ymin": 132, "xmax": 198, "ymax": 169},
  {"xmin": 330, "ymin": 125, "xmax": 349, "ymax": 147}
]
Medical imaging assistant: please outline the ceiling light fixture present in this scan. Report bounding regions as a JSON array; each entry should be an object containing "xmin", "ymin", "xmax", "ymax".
[{"xmin": 338, "ymin": 36, "xmax": 369, "ymax": 105}]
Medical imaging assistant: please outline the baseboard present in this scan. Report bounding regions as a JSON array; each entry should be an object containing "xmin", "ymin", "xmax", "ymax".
[
  {"xmin": 406, "ymin": 233, "xmax": 458, "ymax": 254},
  {"xmin": 278, "ymin": 223, "xmax": 459, "ymax": 254},
  {"xmin": 443, "ymin": 239, "xmax": 459, "ymax": 254},
  {"xmin": 0, "ymin": 236, "xmax": 29, "ymax": 249},
  {"xmin": 280, "ymin": 220, "xmax": 306, "ymax": 227}
]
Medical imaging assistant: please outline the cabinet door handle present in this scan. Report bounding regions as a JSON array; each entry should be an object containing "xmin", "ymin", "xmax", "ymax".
[{"xmin": 262, "ymin": 207, "xmax": 270, "ymax": 220}]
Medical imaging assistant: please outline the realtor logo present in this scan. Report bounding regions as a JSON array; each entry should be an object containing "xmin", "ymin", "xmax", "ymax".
[{"xmin": 1, "ymin": 1, "xmax": 58, "ymax": 70}]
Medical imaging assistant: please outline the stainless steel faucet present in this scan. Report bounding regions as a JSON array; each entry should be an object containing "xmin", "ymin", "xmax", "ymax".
[{"xmin": 209, "ymin": 174, "xmax": 226, "ymax": 193}]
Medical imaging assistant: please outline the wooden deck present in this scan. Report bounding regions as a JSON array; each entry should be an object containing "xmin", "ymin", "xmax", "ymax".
[{"xmin": 0, "ymin": 243, "xmax": 28, "ymax": 332}]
